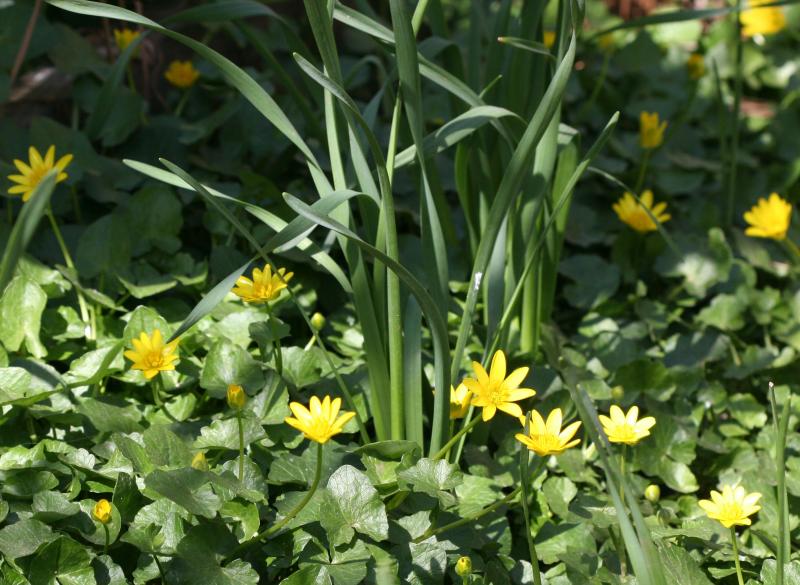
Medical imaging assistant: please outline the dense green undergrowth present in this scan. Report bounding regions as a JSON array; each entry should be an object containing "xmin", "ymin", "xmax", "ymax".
[{"xmin": 2, "ymin": 0, "xmax": 800, "ymax": 583}]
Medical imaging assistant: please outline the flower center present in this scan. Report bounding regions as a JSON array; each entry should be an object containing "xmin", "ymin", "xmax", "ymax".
[
  {"xmin": 532, "ymin": 434, "xmax": 561, "ymax": 451},
  {"xmin": 253, "ymin": 282, "xmax": 272, "ymax": 298},
  {"xmin": 488, "ymin": 384, "xmax": 506, "ymax": 405},
  {"xmin": 145, "ymin": 351, "xmax": 164, "ymax": 369},
  {"xmin": 614, "ymin": 424, "xmax": 638, "ymax": 443}
]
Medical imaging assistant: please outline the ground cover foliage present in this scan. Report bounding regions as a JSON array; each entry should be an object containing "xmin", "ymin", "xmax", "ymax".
[{"xmin": 2, "ymin": 0, "xmax": 800, "ymax": 583}]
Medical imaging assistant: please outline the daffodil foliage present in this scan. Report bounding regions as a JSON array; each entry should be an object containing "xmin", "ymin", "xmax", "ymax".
[{"xmin": 1, "ymin": 0, "xmax": 800, "ymax": 584}]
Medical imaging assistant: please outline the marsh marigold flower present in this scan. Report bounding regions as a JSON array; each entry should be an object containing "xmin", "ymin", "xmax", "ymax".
[
  {"xmin": 232, "ymin": 264, "xmax": 293, "ymax": 303},
  {"xmin": 639, "ymin": 111, "xmax": 667, "ymax": 149},
  {"xmin": 114, "ymin": 28, "xmax": 140, "ymax": 51},
  {"xmin": 743, "ymin": 193, "xmax": 792, "ymax": 240},
  {"xmin": 462, "ymin": 350, "xmax": 536, "ymax": 421},
  {"xmin": 165, "ymin": 60, "xmax": 200, "ymax": 89},
  {"xmin": 515, "ymin": 408, "xmax": 581, "ymax": 457},
  {"xmin": 227, "ymin": 384, "xmax": 247, "ymax": 410},
  {"xmin": 124, "ymin": 329, "xmax": 180, "ymax": 380},
  {"xmin": 599, "ymin": 405, "xmax": 656, "ymax": 445},
  {"xmin": 613, "ymin": 190, "xmax": 671, "ymax": 233},
  {"xmin": 7, "ymin": 145, "xmax": 73, "ymax": 202},
  {"xmin": 285, "ymin": 395, "xmax": 355, "ymax": 444},
  {"xmin": 741, "ymin": 0, "xmax": 786, "ymax": 37},
  {"xmin": 450, "ymin": 383, "xmax": 472, "ymax": 420},
  {"xmin": 698, "ymin": 484, "xmax": 762, "ymax": 528},
  {"xmin": 687, "ymin": 53, "xmax": 705, "ymax": 80},
  {"xmin": 92, "ymin": 499, "xmax": 112, "ymax": 524}
]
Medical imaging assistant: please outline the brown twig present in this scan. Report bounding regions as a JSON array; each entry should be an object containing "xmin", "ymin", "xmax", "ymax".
[{"xmin": 10, "ymin": 0, "xmax": 43, "ymax": 87}]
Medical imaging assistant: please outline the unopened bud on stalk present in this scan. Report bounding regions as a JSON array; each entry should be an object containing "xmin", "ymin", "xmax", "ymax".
[
  {"xmin": 455, "ymin": 556, "xmax": 472, "ymax": 577},
  {"xmin": 227, "ymin": 384, "xmax": 247, "ymax": 410},
  {"xmin": 644, "ymin": 484, "xmax": 661, "ymax": 503},
  {"xmin": 192, "ymin": 451, "xmax": 209, "ymax": 471},
  {"xmin": 611, "ymin": 385, "xmax": 625, "ymax": 401},
  {"xmin": 311, "ymin": 312, "xmax": 326, "ymax": 331}
]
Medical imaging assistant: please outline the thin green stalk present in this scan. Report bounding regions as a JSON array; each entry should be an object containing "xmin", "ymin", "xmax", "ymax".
[
  {"xmin": 633, "ymin": 149, "xmax": 651, "ymax": 195},
  {"xmin": 619, "ymin": 447, "xmax": 628, "ymax": 576},
  {"xmin": 151, "ymin": 375, "xmax": 163, "ymax": 407},
  {"xmin": 727, "ymin": 0, "xmax": 744, "ymax": 227},
  {"xmin": 126, "ymin": 63, "xmax": 136, "ymax": 92},
  {"xmin": 236, "ymin": 410, "xmax": 245, "ymax": 483},
  {"xmin": 433, "ymin": 414, "xmax": 481, "ymax": 460},
  {"xmin": 46, "ymin": 206, "xmax": 92, "ymax": 339},
  {"xmin": 102, "ymin": 523, "xmax": 110, "ymax": 555},
  {"xmin": 519, "ymin": 451, "xmax": 546, "ymax": 585},
  {"xmin": 174, "ymin": 88, "xmax": 191, "ymax": 116},
  {"xmin": 414, "ymin": 486, "xmax": 521, "ymax": 543},
  {"xmin": 782, "ymin": 238, "xmax": 800, "ymax": 264},
  {"xmin": 224, "ymin": 441, "xmax": 323, "ymax": 562},
  {"xmin": 730, "ymin": 527, "xmax": 745, "ymax": 585},
  {"xmin": 578, "ymin": 52, "xmax": 611, "ymax": 119},
  {"xmin": 265, "ymin": 303, "xmax": 283, "ymax": 377},
  {"xmin": 153, "ymin": 554, "xmax": 166, "ymax": 581}
]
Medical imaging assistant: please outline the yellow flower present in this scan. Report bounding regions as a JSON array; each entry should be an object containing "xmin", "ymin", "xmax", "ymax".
[
  {"xmin": 543, "ymin": 31, "xmax": 556, "ymax": 48},
  {"xmin": 227, "ymin": 384, "xmax": 247, "ymax": 410},
  {"xmin": 232, "ymin": 264, "xmax": 293, "ymax": 303},
  {"xmin": 741, "ymin": 0, "xmax": 786, "ymax": 37},
  {"xmin": 164, "ymin": 60, "xmax": 200, "ymax": 89},
  {"xmin": 7, "ymin": 145, "xmax": 73, "ymax": 202},
  {"xmin": 598, "ymin": 33, "xmax": 616, "ymax": 53},
  {"xmin": 462, "ymin": 350, "xmax": 536, "ymax": 421},
  {"xmin": 114, "ymin": 28, "xmax": 140, "ymax": 51},
  {"xmin": 687, "ymin": 53, "xmax": 705, "ymax": 80},
  {"xmin": 450, "ymin": 383, "xmax": 472, "ymax": 420},
  {"xmin": 599, "ymin": 405, "xmax": 656, "ymax": 445},
  {"xmin": 698, "ymin": 484, "xmax": 762, "ymax": 528},
  {"xmin": 743, "ymin": 193, "xmax": 792, "ymax": 240},
  {"xmin": 123, "ymin": 329, "xmax": 180, "ymax": 380},
  {"xmin": 285, "ymin": 395, "xmax": 355, "ymax": 444},
  {"xmin": 612, "ymin": 190, "xmax": 671, "ymax": 233},
  {"xmin": 92, "ymin": 499, "xmax": 112, "ymax": 524},
  {"xmin": 639, "ymin": 111, "xmax": 667, "ymax": 149},
  {"xmin": 515, "ymin": 408, "xmax": 581, "ymax": 457},
  {"xmin": 191, "ymin": 451, "xmax": 209, "ymax": 471}
]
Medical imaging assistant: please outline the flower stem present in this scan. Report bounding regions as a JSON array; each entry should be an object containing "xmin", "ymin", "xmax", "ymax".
[
  {"xmin": 102, "ymin": 523, "xmax": 110, "ymax": 555},
  {"xmin": 619, "ymin": 447, "xmax": 628, "ymax": 577},
  {"xmin": 433, "ymin": 415, "xmax": 481, "ymax": 460},
  {"xmin": 153, "ymin": 554, "xmax": 166, "ymax": 581},
  {"xmin": 577, "ymin": 52, "xmax": 611, "ymax": 120},
  {"xmin": 727, "ymin": 0, "xmax": 744, "ymax": 228},
  {"xmin": 174, "ymin": 88, "xmax": 191, "ymax": 117},
  {"xmin": 46, "ymin": 206, "xmax": 92, "ymax": 339},
  {"xmin": 151, "ymin": 375, "xmax": 163, "ymax": 407},
  {"xmin": 414, "ymin": 486, "xmax": 521, "ymax": 543},
  {"xmin": 519, "ymin": 457, "xmax": 546, "ymax": 585},
  {"xmin": 782, "ymin": 238, "xmax": 800, "ymax": 264},
  {"xmin": 265, "ymin": 304, "xmax": 283, "ymax": 377},
  {"xmin": 224, "ymin": 441, "xmax": 323, "ymax": 562},
  {"xmin": 731, "ymin": 527, "xmax": 745, "ymax": 585},
  {"xmin": 634, "ymin": 149, "xmax": 652, "ymax": 195},
  {"xmin": 236, "ymin": 410, "xmax": 245, "ymax": 484}
]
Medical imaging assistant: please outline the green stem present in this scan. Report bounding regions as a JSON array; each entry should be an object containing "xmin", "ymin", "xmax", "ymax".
[
  {"xmin": 731, "ymin": 527, "xmax": 745, "ymax": 585},
  {"xmin": 126, "ymin": 63, "xmax": 136, "ymax": 92},
  {"xmin": 224, "ymin": 441, "xmax": 324, "ymax": 562},
  {"xmin": 619, "ymin": 447, "xmax": 628, "ymax": 577},
  {"xmin": 46, "ymin": 206, "xmax": 92, "ymax": 339},
  {"xmin": 519, "ymin": 456, "xmax": 546, "ymax": 585},
  {"xmin": 782, "ymin": 238, "xmax": 800, "ymax": 264},
  {"xmin": 151, "ymin": 375, "xmax": 164, "ymax": 407},
  {"xmin": 236, "ymin": 410, "xmax": 245, "ymax": 484},
  {"xmin": 174, "ymin": 88, "xmax": 191, "ymax": 117},
  {"xmin": 102, "ymin": 523, "xmax": 110, "ymax": 555},
  {"xmin": 578, "ymin": 52, "xmax": 611, "ymax": 120},
  {"xmin": 153, "ymin": 554, "xmax": 166, "ymax": 582},
  {"xmin": 727, "ymin": 0, "xmax": 744, "ymax": 228},
  {"xmin": 633, "ymin": 149, "xmax": 651, "ymax": 195},
  {"xmin": 265, "ymin": 303, "xmax": 283, "ymax": 377},
  {"xmin": 433, "ymin": 415, "xmax": 481, "ymax": 460},
  {"xmin": 414, "ymin": 486, "xmax": 521, "ymax": 543}
]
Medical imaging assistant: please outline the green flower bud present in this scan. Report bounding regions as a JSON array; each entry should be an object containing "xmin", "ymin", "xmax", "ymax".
[
  {"xmin": 311, "ymin": 312, "xmax": 326, "ymax": 331},
  {"xmin": 611, "ymin": 385, "xmax": 625, "ymax": 401},
  {"xmin": 455, "ymin": 556, "xmax": 472, "ymax": 577},
  {"xmin": 644, "ymin": 484, "xmax": 661, "ymax": 503}
]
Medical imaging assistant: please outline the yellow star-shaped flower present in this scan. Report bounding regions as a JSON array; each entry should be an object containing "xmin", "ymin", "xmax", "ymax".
[
  {"xmin": 285, "ymin": 395, "xmax": 355, "ymax": 444},
  {"xmin": 124, "ymin": 329, "xmax": 180, "ymax": 380},
  {"xmin": 516, "ymin": 408, "xmax": 581, "ymax": 457},
  {"xmin": 462, "ymin": 350, "xmax": 536, "ymax": 421},
  {"xmin": 612, "ymin": 190, "xmax": 671, "ymax": 233},
  {"xmin": 7, "ymin": 145, "xmax": 73, "ymax": 202},
  {"xmin": 598, "ymin": 405, "xmax": 655, "ymax": 446},
  {"xmin": 232, "ymin": 264, "xmax": 293, "ymax": 303},
  {"xmin": 743, "ymin": 193, "xmax": 791, "ymax": 240},
  {"xmin": 698, "ymin": 484, "xmax": 762, "ymax": 528}
]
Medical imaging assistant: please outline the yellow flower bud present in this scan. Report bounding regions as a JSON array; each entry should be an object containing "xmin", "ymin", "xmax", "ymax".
[
  {"xmin": 191, "ymin": 451, "xmax": 209, "ymax": 471},
  {"xmin": 227, "ymin": 384, "xmax": 247, "ymax": 410},
  {"xmin": 611, "ymin": 386, "xmax": 625, "ymax": 401},
  {"xmin": 311, "ymin": 312, "xmax": 326, "ymax": 331},
  {"xmin": 455, "ymin": 556, "xmax": 472, "ymax": 577},
  {"xmin": 93, "ymin": 499, "xmax": 112, "ymax": 524},
  {"xmin": 644, "ymin": 484, "xmax": 661, "ymax": 503}
]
